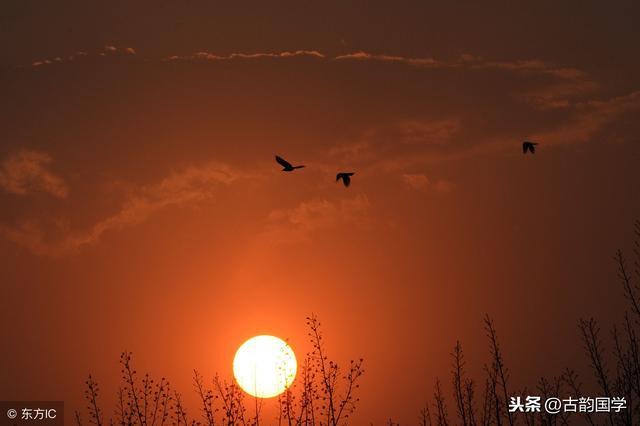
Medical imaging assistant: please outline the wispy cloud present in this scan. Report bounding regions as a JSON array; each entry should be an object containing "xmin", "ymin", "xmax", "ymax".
[
  {"xmin": 530, "ymin": 90, "xmax": 640, "ymax": 145},
  {"xmin": 397, "ymin": 119, "xmax": 460, "ymax": 145},
  {"xmin": 1, "ymin": 162, "xmax": 240, "ymax": 256},
  {"xmin": 334, "ymin": 51, "xmax": 444, "ymax": 68},
  {"xmin": 336, "ymin": 51, "xmax": 597, "ymax": 109},
  {"xmin": 460, "ymin": 55, "xmax": 598, "ymax": 109},
  {"xmin": 25, "ymin": 47, "xmax": 596, "ymax": 111},
  {"xmin": 0, "ymin": 150, "xmax": 68, "ymax": 198},
  {"xmin": 164, "ymin": 50, "xmax": 325, "ymax": 62},
  {"xmin": 402, "ymin": 173, "xmax": 453, "ymax": 193},
  {"xmin": 161, "ymin": 49, "xmax": 592, "ymax": 98},
  {"xmin": 30, "ymin": 44, "xmax": 136, "ymax": 67},
  {"xmin": 519, "ymin": 80, "xmax": 598, "ymax": 110},
  {"xmin": 262, "ymin": 195, "xmax": 371, "ymax": 244},
  {"xmin": 459, "ymin": 54, "xmax": 587, "ymax": 78},
  {"xmin": 335, "ymin": 51, "xmax": 590, "ymax": 80},
  {"xmin": 326, "ymin": 117, "xmax": 464, "ymax": 176}
]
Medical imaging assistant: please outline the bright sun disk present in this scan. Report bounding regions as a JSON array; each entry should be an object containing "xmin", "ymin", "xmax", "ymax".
[{"xmin": 233, "ymin": 335, "xmax": 297, "ymax": 398}]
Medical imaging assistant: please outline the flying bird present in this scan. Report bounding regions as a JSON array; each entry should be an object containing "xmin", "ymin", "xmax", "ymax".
[
  {"xmin": 336, "ymin": 172, "xmax": 355, "ymax": 187},
  {"xmin": 523, "ymin": 141, "xmax": 538, "ymax": 154},
  {"xmin": 275, "ymin": 155, "xmax": 305, "ymax": 172}
]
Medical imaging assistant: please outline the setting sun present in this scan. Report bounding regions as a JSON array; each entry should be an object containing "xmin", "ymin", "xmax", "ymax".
[{"xmin": 233, "ymin": 335, "xmax": 297, "ymax": 398}]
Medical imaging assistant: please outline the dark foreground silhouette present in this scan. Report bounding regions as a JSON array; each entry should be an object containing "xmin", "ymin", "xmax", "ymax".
[
  {"xmin": 412, "ymin": 220, "xmax": 640, "ymax": 426},
  {"xmin": 75, "ymin": 315, "xmax": 364, "ymax": 426}
]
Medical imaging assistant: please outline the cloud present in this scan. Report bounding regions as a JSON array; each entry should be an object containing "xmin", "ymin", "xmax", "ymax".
[
  {"xmin": 0, "ymin": 150, "xmax": 68, "ymax": 198},
  {"xmin": 334, "ymin": 51, "xmax": 591, "ymax": 84},
  {"xmin": 530, "ymin": 90, "xmax": 640, "ymax": 145},
  {"xmin": 517, "ymin": 73, "xmax": 598, "ymax": 110},
  {"xmin": 164, "ymin": 50, "xmax": 325, "ymax": 62},
  {"xmin": 461, "ymin": 55, "xmax": 584, "ymax": 77},
  {"xmin": 402, "ymin": 173, "xmax": 430, "ymax": 190},
  {"xmin": 335, "ymin": 51, "xmax": 597, "ymax": 109},
  {"xmin": 328, "ymin": 141, "xmax": 371, "ymax": 158},
  {"xmin": 25, "ymin": 45, "xmax": 589, "ymax": 88},
  {"xmin": 262, "ymin": 195, "xmax": 371, "ymax": 244},
  {"xmin": 162, "ymin": 49, "xmax": 592, "ymax": 108},
  {"xmin": 25, "ymin": 47, "xmax": 595, "ymax": 110},
  {"xmin": 334, "ymin": 51, "xmax": 590, "ymax": 81},
  {"xmin": 397, "ymin": 119, "xmax": 460, "ymax": 145},
  {"xmin": 460, "ymin": 55, "xmax": 598, "ymax": 109},
  {"xmin": 327, "ymin": 118, "xmax": 462, "ymax": 174},
  {"xmin": 30, "ymin": 45, "xmax": 136, "ymax": 68},
  {"xmin": 402, "ymin": 173, "xmax": 453, "ymax": 193},
  {"xmin": 334, "ymin": 51, "xmax": 444, "ymax": 68},
  {"xmin": 0, "ymin": 162, "xmax": 239, "ymax": 256}
]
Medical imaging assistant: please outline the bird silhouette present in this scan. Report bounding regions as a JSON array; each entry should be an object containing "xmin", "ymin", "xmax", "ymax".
[
  {"xmin": 523, "ymin": 141, "xmax": 538, "ymax": 154},
  {"xmin": 336, "ymin": 172, "xmax": 355, "ymax": 187},
  {"xmin": 275, "ymin": 155, "xmax": 305, "ymax": 171}
]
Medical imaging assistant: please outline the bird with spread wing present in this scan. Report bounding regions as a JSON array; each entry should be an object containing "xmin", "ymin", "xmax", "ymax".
[
  {"xmin": 336, "ymin": 172, "xmax": 355, "ymax": 187},
  {"xmin": 275, "ymin": 155, "xmax": 305, "ymax": 171},
  {"xmin": 523, "ymin": 141, "xmax": 538, "ymax": 154}
]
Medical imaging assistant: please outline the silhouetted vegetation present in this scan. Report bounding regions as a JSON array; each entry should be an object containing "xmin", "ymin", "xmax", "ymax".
[
  {"xmin": 420, "ymin": 221, "xmax": 640, "ymax": 426},
  {"xmin": 75, "ymin": 314, "xmax": 364, "ymax": 426}
]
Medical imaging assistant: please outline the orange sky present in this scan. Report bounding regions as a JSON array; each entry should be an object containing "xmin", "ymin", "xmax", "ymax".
[{"xmin": 1, "ymin": 2, "xmax": 640, "ymax": 424}]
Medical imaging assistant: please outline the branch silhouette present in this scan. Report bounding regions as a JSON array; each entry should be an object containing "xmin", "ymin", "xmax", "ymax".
[{"xmin": 77, "ymin": 315, "xmax": 364, "ymax": 426}]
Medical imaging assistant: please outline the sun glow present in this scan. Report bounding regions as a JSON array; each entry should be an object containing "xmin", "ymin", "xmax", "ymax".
[{"xmin": 233, "ymin": 335, "xmax": 297, "ymax": 398}]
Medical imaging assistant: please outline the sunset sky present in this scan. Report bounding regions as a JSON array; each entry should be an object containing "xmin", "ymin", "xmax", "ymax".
[{"xmin": 2, "ymin": 1, "xmax": 640, "ymax": 424}]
